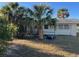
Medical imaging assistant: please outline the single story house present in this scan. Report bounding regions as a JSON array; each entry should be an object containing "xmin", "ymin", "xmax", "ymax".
[{"xmin": 43, "ymin": 18, "xmax": 79, "ymax": 36}]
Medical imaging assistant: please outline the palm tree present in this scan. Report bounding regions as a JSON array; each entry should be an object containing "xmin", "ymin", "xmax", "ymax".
[
  {"xmin": 15, "ymin": 7, "xmax": 28, "ymax": 36},
  {"xmin": 15, "ymin": 6, "xmax": 36, "ymax": 38},
  {"xmin": 27, "ymin": 4, "xmax": 53, "ymax": 39},
  {"xmin": 1, "ymin": 2, "xmax": 19, "ymax": 23},
  {"xmin": 57, "ymin": 8, "xmax": 69, "ymax": 19}
]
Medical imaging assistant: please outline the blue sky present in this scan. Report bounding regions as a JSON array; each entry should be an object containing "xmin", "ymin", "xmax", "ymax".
[{"xmin": 0, "ymin": 2, "xmax": 79, "ymax": 19}]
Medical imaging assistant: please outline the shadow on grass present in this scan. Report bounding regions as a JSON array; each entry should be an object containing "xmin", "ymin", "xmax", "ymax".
[
  {"xmin": 4, "ymin": 43, "xmax": 62, "ymax": 57},
  {"xmin": 22, "ymin": 35, "xmax": 79, "ymax": 55}
]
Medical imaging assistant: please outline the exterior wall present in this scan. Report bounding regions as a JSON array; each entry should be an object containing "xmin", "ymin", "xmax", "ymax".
[
  {"xmin": 71, "ymin": 24, "xmax": 77, "ymax": 36},
  {"xmin": 43, "ymin": 23, "xmax": 77, "ymax": 36}
]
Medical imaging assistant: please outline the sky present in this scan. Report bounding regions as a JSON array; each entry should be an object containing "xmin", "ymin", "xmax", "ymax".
[{"xmin": 0, "ymin": 2, "xmax": 79, "ymax": 19}]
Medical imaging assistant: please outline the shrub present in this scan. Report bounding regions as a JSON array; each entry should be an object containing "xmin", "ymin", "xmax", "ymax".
[
  {"xmin": 0, "ymin": 18, "xmax": 17, "ymax": 40},
  {"xmin": 0, "ymin": 23, "xmax": 17, "ymax": 40},
  {"xmin": 0, "ymin": 41, "xmax": 8, "ymax": 56}
]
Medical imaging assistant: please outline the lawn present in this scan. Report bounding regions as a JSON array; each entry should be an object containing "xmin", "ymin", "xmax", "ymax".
[{"xmin": 2, "ymin": 35, "xmax": 79, "ymax": 57}]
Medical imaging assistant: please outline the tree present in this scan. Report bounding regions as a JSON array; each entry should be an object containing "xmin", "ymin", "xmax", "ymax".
[
  {"xmin": 57, "ymin": 8, "xmax": 69, "ymax": 19},
  {"xmin": 3, "ymin": 3, "xmax": 34, "ymax": 38},
  {"xmin": 15, "ymin": 6, "xmax": 29, "ymax": 37},
  {"xmin": 0, "ymin": 3, "xmax": 57, "ymax": 39},
  {"xmin": 1, "ymin": 2, "xmax": 19, "ymax": 23},
  {"xmin": 27, "ymin": 4, "xmax": 54, "ymax": 39}
]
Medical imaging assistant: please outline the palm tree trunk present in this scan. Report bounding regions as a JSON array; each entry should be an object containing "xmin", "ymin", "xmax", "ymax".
[
  {"xmin": 39, "ymin": 28, "xmax": 43, "ymax": 39},
  {"xmin": 37, "ymin": 25, "xmax": 43, "ymax": 40}
]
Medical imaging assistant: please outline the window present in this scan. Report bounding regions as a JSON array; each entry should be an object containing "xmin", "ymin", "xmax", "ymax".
[
  {"xmin": 44, "ymin": 25, "xmax": 48, "ymax": 29},
  {"xmin": 58, "ymin": 24, "xmax": 70, "ymax": 29},
  {"xmin": 64, "ymin": 24, "xmax": 69, "ymax": 29},
  {"xmin": 58, "ymin": 24, "xmax": 63, "ymax": 29}
]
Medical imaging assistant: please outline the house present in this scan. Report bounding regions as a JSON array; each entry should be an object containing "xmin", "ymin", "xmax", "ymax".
[{"xmin": 43, "ymin": 18, "xmax": 79, "ymax": 36}]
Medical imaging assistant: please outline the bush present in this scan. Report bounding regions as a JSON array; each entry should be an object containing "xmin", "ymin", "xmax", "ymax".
[
  {"xmin": 0, "ymin": 41, "xmax": 8, "ymax": 56},
  {"xmin": 0, "ymin": 23, "xmax": 17, "ymax": 40},
  {"xmin": 0, "ymin": 19, "xmax": 17, "ymax": 40}
]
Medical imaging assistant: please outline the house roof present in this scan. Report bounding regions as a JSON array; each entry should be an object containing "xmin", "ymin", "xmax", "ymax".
[{"xmin": 57, "ymin": 18, "xmax": 79, "ymax": 24}]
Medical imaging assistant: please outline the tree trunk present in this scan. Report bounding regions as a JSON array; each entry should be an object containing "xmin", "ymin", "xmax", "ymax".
[
  {"xmin": 37, "ymin": 25, "xmax": 43, "ymax": 40},
  {"xmin": 39, "ymin": 28, "xmax": 43, "ymax": 39}
]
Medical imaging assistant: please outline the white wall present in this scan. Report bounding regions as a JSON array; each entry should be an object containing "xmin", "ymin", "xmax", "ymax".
[{"xmin": 43, "ymin": 23, "xmax": 77, "ymax": 36}]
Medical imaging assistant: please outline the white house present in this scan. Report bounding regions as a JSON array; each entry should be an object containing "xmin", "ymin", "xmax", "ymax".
[{"xmin": 43, "ymin": 18, "xmax": 79, "ymax": 36}]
